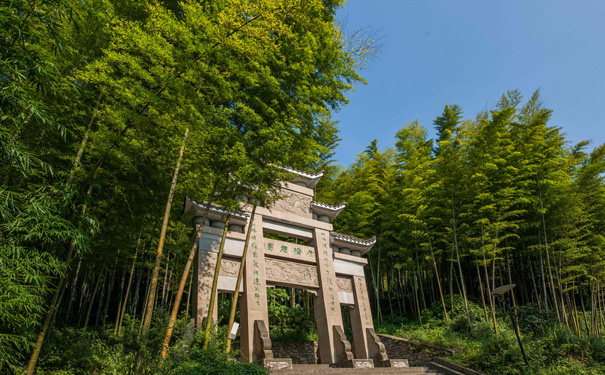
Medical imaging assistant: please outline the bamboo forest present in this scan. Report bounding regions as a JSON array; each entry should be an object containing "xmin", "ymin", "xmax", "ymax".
[{"xmin": 1, "ymin": 1, "xmax": 604, "ymax": 374}]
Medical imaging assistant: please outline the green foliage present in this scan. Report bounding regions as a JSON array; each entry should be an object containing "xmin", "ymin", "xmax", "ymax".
[
  {"xmin": 32, "ymin": 314, "xmax": 268, "ymax": 375},
  {"xmin": 267, "ymin": 288, "xmax": 317, "ymax": 342},
  {"xmin": 516, "ymin": 303, "xmax": 558, "ymax": 336},
  {"xmin": 378, "ymin": 301, "xmax": 605, "ymax": 375},
  {"xmin": 160, "ymin": 325, "xmax": 267, "ymax": 375},
  {"xmin": 1, "ymin": 0, "xmax": 362, "ymax": 371}
]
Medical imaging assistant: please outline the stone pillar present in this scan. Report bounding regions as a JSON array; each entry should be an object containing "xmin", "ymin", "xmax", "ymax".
[
  {"xmin": 313, "ymin": 228, "xmax": 346, "ymax": 364},
  {"xmin": 194, "ymin": 249, "xmax": 218, "ymax": 329},
  {"xmin": 350, "ymin": 275, "xmax": 373, "ymax": 359},
  {"xmin": 240, "ymin": 214, "xmax": 270, "ymax": 363}
]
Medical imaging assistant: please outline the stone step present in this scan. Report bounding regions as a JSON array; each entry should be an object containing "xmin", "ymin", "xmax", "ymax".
[
  {"xmin": 431, "ymin": 358, "xmax": 484, "ymax": 375},
  {"xmin": 428, "ymin": 362, "xmax": 465, "ymax": 375},
  {"xmin": 272, "ymin": 372, "xmax": 441, "ymax": 375},
  {"xmin": 271, "ymin": 365, "xmax": 441, "ymax": 374}
]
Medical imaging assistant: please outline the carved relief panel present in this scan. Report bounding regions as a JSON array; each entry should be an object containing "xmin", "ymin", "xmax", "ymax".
[
  {"xmin": 270, "ymin": 191, "xmax": 312, "ymax": 217},
  {"xmin": 336, "ymin": 276, "xmax": 353, "ymax": 293},
  {"xmin": 265, "ymin": 258, "xmax": 318, "ymax": 288},
  {"xmin": 219, "ymin": 258, "xmax": 241, "ymax": 277}
]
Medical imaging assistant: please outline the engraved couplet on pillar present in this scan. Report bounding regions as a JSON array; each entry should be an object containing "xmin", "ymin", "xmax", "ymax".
[
  {"xmin": 240, "ymin": 214, "xmax": 270, "ymax": 363},
  {"xmin": 313, "ymin": 228, "xmax": 345, "ymax": 364},
  {"xmin": 196, "ymin": 249, "xmax": 218, "ymax": 329},
  {"xmin": 350, "ymin": 275, "xmax": 374, "ymax": 359}
]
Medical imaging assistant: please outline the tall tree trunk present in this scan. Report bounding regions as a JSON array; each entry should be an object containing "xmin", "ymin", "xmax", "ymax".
[
  {"xmin": 538, "ymin": 180, "xmax": 560, "ymax": 320},
  {"xmin": 117, "ymin": 248, "xmax": 138, "ymax": 336},
  {"xmin": 413, "ymin": 263, "xmax": 422, "ymax": 324},
  {"xmin": 114, "ymin": 271, "xmax": 126, "ymax": 334},
  {"xmin": 538, "ymin": 233, "xmax": 549, "ymax": 310},
  {"xmin": 132, "ymin": 268, "xmax": 142, "ymax": 317},
  {"xmin": 417, "ymin": 258, "xmax": 427, "ymax": 311},
  {"xmin": 476, "ymin": 260, "xmax": 489, "ymax": 324},
  {"xmin": 449, "ymin": 246, "xmax": 454, "ymax": 314},
  {"xmin": 101, "ymin": 268, "xmax": 116, "ymax": 327},
  {"xmin": 186, "ymin": 271, "xmax": 193, "ymax": 318},
  {"xmin": 65, "ymin": 255, "xmax": 83, "ymax": 322},
  {"xmin": 375, "ymin": 246, "xmax": 383, "ymax": 324},
  {"xmin": 26, "ymin": 181, "xmax": 96, "ymax": 375},
  {"xmin": 65, "ymin": 92, "xmax": 103, "ymax": 188},
  {"xmin": 426, "ymin": 227, "xmax": 449, "ymax": 324},
  {"xmin": 453, "ymin": 200, "xmax": 470, "ymax": 326},
  {"xmin": 397, "ymin": 268, "xmax": 404, "ymax": 316},
  {"xmin": 528, "ymin": 258, "xmax": 542, "ymax": 310},
  {"xmin": 580, "ymin": 287, "xmax": 590, "ymax": 335},
  {"xmin": 95, "ymin": 273, "xmax": 107, "ymax": 328},
  {"xmin": 84, "ymin": 274, "xmax": 103, "ymax": 328},
  {"xmin": 481, "ymin": 221, "xmax": 497, "ymax": 333},
  {"xmin": 77, "ymin": 280, "xmax": 89, "ymax": 326},
  {"xmin": 159, "ymin": 185, "xmax": 217, "ymax": 360},
  {"xmin": 161, "ymin": 250, "xmax": 171, "ymax": 307},
  {"xmin": 134, "ymin": 127, "xmax": 188, "ymax": 374},
  {"xmin": 556, "ymin": 256, "xmax": 570, "ymax": 328}
]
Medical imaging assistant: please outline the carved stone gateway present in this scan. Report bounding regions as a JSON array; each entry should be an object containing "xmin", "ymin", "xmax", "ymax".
[{"xmin": 182, "ymin": 168, "xmax": 391, "ymax": 368}]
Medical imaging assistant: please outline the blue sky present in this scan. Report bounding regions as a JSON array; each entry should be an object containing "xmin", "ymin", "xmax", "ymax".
[{"xmin": 333, "ymin": 0, "xmax": 605, "ymax": 166}]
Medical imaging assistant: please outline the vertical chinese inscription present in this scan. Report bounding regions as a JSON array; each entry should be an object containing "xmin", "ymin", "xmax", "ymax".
[
  {"xmin": 355, "ymin": 276, "xmax": 371, "ymax": 326},
  {"xmin": 240, "ymin": 214, "xmax": 270, "ymax": 363},
  {"xmin": 250, "ymin": 219, "xmax": 261, "ymax": 306},
  {"xmin": 313, "ymin": 228, "xmax": 345, "ymax": 364}
]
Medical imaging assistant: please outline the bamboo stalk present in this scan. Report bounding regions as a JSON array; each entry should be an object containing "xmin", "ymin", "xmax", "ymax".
[
  {"xmin": 226, "ymin": 205, "xmax": 257, "ymax": 353},
  {"xmin": 159, "ymin": 185, "xmax": 217, "ymax": 360},
  {"xmin": 202, "ymin": 210, "xmax": 232, "ymax": 349}
]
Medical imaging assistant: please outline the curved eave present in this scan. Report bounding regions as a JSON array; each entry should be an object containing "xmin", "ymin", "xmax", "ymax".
[
  {"xmin": 280, "ymin": 166, "xmax": 324, "ymax": 188},
  {"xmin": 311, "ymin": 201, "xmax": 346, "ymax": 221},
  {"xmin": 182, "ymin": 197, "xmax": 249, "ymax": 226},
  {"xmin": 330, "ymin": 232, "xmax": 377, "ymax": 255}
]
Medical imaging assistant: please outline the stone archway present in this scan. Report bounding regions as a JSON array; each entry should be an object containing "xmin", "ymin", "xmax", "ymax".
[{"xmin": 183, "ymin": 168, "xmax": 405, "ymax": 369}]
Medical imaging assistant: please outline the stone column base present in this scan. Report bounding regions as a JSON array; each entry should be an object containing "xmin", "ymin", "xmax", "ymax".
[
  {"xmin": 337, "ymin": 359, "xmax": 374, "ymax": 368},
  {"xmin": 259, "ymin": 358, "xmax": 292, "ymax": 370},
  {"xmin": 375, "ymin": 358, "xmax": 409, "ymax": 367}
]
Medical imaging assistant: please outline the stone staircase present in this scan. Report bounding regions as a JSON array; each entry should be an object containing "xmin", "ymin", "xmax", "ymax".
[{"xmin": 271, "ymin": 364, "xmax": 443, "ymax": 374}]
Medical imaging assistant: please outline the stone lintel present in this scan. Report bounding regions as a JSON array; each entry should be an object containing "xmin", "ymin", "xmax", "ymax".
[
  {"xmin": 256, "ymin": 206, "xmax": 332, "ymax": 232},
  {"xmin": 333, "ymin": 258, "xmax": 366, "ymax": 278},
  {"xmin": 333, "ymin": 252, "xmax": 368, "ymax": 265},
  {"xmin": 203, "ymin": 226, "xmax": 247, "ymax": 240},
  {"xmin": 263, "ymin": 219, "xmax": 314, "ymax": 240},
  {"xmin": 199, "ymin": 234, "xmax": 245, "ymax": 258}
]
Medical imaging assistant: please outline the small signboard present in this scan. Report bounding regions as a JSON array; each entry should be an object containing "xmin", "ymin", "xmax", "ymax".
[{"xmin": 229, "ymin": 322, "xmax": 239, "ymax": 340}]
